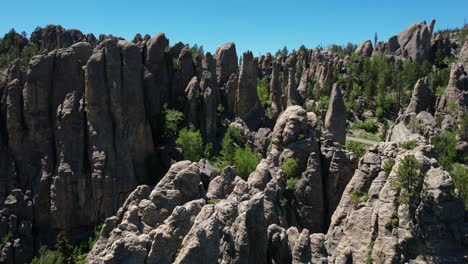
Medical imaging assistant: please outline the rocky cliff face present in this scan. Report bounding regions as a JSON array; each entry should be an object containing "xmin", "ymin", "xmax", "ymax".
[
  {"xmin": 86, "ymin": 105, "xmax": 358, "ymax": 264},
  {"xmin": 0, "ymin": 20, "xmax": 466, "ymax": 264}
]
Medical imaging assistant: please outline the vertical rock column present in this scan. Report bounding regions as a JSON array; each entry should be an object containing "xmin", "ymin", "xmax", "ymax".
[{"xmin": 237, "ymin": 51, "xmax": 258, "ymax": 116}]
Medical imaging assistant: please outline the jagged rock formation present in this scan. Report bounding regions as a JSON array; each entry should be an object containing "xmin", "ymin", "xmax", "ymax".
[
  {"xmin": 30, "ymin": 25, "xmax": 97, "ymax": 49},
  {"xmin": 236, "ymin": 51, "xmax": 258, "ymax": 116},
  {"xmin": 324, "ymin": 84, "xmax": 346, "ymax": 145},
  {"xmin": 405, "ymin": 77, "xmax": 433, "ymax": 114},
  {"xmin": 373, "ymin": 20, "xmax": 434, "ymax": 63},
  {"xmin": 319, "ymin": 141, "xmax": 466, "ymax": 263},
  {"xmin": 87, "ymin": 106, "xmax": 358, "ymax": 263},
  {"xmin": 436, "ymin": 64, "xmax": 468, "ymax": 127},
  {"xmin": 0, "ymin": 20, "xmax": 467, "ymax": 264},
  {"xmin": 270, "ymin": 61, "xmax": 283, "ymax": 118},
  {"xmin": 355, "ymin": 40, "xmax": 373, "ymax": 57},
  {"xmin": 460, "ymin": 40, "xmax": 468, "ymax": 69},
  {"xmin": 215, "ymin": 42, "xmax": 238, "ymax": 88}
]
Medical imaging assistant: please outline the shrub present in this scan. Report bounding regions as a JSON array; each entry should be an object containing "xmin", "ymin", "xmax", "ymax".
[
  {"xmin": 234, "ymin": 147, "xmax": 260, "ymax": 179},
  {"xmin": 385, "ymin": 211, "xmax": 399, "ymax": 230},
  {"xmin": 207, "ymin": 199, "xmax": 219, "ymax": 205},
  {"xmin": 172, "ymin": 58, "xmax": 181, "ymax": 71},
  {"xmin": 350, "ymin": 189, "xmax": 369, "ymax": 207},
  {"xmin": 401, "ymin": 140, "xmax": 417, "ymax": 150},
  {"xmin": 286, "ymin": 177, "xmax": 299, "ymax": 190},
  {"xmin": 217, "ymin": 104, "xmax": 225, "ymax": 114},
  {"xmin": 30, "ymin": 225, "xmax": 103, "ymax": 264},
  {"xmin": 0, "ymin": 232, "xmax": 12, "ymax": 248},
  {"xmin": 435, "ymin": 86, "xmax": 445, "ymax": 96},
  {"xmin": 432, "ymin": 131, "xmax": 457, "ymax": 170},
  {"xmin": 219, "ymin": 127, "xmax": 246, "ymax": 165},
  {"xmin": 318, "ymin": 96, "xmax": 329, "ymax": 110},
  {"xmin": 257, "ymin": 78, "xmax": 270, "ymax": 106},
  {"xmin": 353, "ymin": 119, "xmax": 379, "ymax": 133},
  {"xmin": 282, "ymin": 158, "xmax": 299, "ymax": 177},
  {"xmin": 383, "ymin": 159, "xmax": 395, "ymax": 177},
  {"xmin": 163, "ymin": 108, "xmax": 184, "ymax": 140},
  {"xmin": 450, "ymin": 163, "xmax": 468, "ymax": 210},
  {"xmin": 375, "ymin": 107, "xmax": 384, "ymax": 120},
  {"xmin": 346, "ymin": 141, "xmax": 367, "ymax": 159},
  {"xmin": 176, "ymin": 126, "xmax": 204, "ymax": 162},
  {"xmin": 392, "ymin": 155, "xmax": 424, "ymax": 204}
]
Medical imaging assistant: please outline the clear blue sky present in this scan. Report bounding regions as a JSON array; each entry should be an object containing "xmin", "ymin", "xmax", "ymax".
[{"xmin": 1, "ymin": 0, "xmax": 467, "ymax": 55}]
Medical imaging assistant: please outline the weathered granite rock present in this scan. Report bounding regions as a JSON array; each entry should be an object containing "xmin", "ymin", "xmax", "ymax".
[
  {"xmin": 460, "ymin": 40, "xmax": 468, "ymax": 70},
  {"xmin": 285, "ymin": 68, "xmax": 300, "ymax": 107},
  {"xmin": 355, "ymin": 40, "xmax": 373, "ymax": 57},
  {"xmin": 324, "ymin": 143, "xmax": 466, "ymax": 264},
  {"xmin": 324, "ymin": 84, "xmax": 346, "ymax": 145},
  {"xmin": 215, "ymin": 42, "xmax": 238, "ymax": 87},
  {"xmin": 184, "ymin": 76, "xmax": 201, "ymax": 128},
  {"xmin": 435, "ymin": 64, "xmax": 468, "ymax": 129},
  {"xmin": 406, "ymin": 77, "xmax": 433, "ymax": 114},
  {"xmin": 237, "ymin": 51, "xmax": 258, "ymax": 116},
  {"xmin": 203, "ymin": 87, "xmax": 217, "ymax": 141},
  {"xmin": 270, "ymin": 61, "xmax": 283, "ymax": 118}
]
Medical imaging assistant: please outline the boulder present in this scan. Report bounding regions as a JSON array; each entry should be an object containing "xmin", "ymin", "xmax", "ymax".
[{"xmin": 355, "ymin": 40, "xmax": 373, "ymax": 57}]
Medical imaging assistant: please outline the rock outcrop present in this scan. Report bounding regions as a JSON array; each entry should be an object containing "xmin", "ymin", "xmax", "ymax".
[
  {"xmin": 321, "ymin": 142, "xmax": 466, "ymax": 264},
  {"xmin": 237, "ymin": 51, "xmax": 258, "ymax": 116},
  {"xmin": 355, "ymin": 40, "xmax": 373, "ymax": 57},
  {"xmin": 215, "ymin": 42, "xmax": 238, "ymax": 88},
  {"xmin": 373, "ymin": 20, "xmax": 434, "ymax": 63},
  {"xmin": 406, "ymin": 77, "xmax": 433, "ymax": 114},
  {"xmin": 86, "ymin": 105, "xmax": 358, "ymax": 264},
  {"xmin": 435, "ymin": 64, "xmax": 468, "ymax": 129},
  {"xmin": 324, "ymin": 84, "xmax": 346, "ymax": 145}
]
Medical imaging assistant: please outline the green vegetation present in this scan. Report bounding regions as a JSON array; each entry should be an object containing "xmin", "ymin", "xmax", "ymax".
[
  {"xmin": 176, "ymin": 126, "xmax": 204, "ymax": 162},
  {"xmin": 345, "ymin": 141, "xmax": 367, "ymax": 159},
  {"xmin": 329, "ymin": 43, "xmax": 357, "ymax": 58},
  {"xmin": 392, "ymin": 155, "xmax": 424, "ymax": 205},
  {"xmin": 171, "ymin": 58, "xmax": 181, "ymax": 71},
  {"xmin": 189, "ymin": 44, "xmax": 204, "ymax": 59},
  {"xmin": 432, "ymin": 131, "xmax": 467, "ymax": 208},
  {"xmin": 30, "ymin": 225, "xmax": 103, "ymax": 264},
  {"xmin": 0, "ymin": 29, "xmax": 42, "ymax": 69},
  {"xmin": 0, "ymin": 232, "xmax": 13, "ymax": 248},
  {"xmin": 407, "ymin": 116, "xmax": 419, "ymax": 132},
  {"xmin": 207, "ymin": 199, "xmax": 220, "ymax": 205},
  {"xmin": 383, "ymin": 159, "xmax": 395, "ymax": 177},
  {"xmin": 286, "ymin": 177, "xmax": 299, "ymax": 190},
  {"xmin": 162, "ymin": 107, "xmax": 184, "ymax": 140},
  {"xmin": 234, "ymin": 147, "xmax": 260, "ymax": 179},
  {"xmin": 385, "ymin": 210, "xmax": 399, "ymax": 230},
  {"xmin": 432, "ymin": 131, "xmax": 457, "ymax": 170},
  {"xmin": 400, "ymin": 140, "xmax": 418, "ymax": 150},
  {"xmin": 257, "ymin": 77, "xmax": 270, "ymax": 106},
  {"xmin": 213, "ymin": 125, "xmax": 259, "ymax": 179},
  {"xmin": 350, "ymin": 189, "xmax": 369, "ymax": 208},
  {"xmin": 450, "ymin": 163, "xmax": 468, "ymax": 210},
  {"xmin": 343, "ymin": 53, "xmax": 432, "ymax": 120},
  {"xmin": 217, "ymin": 104, "xmax": 225, "ymax": 114},
  {"xmin": 217, "ymin": 127, "xmax": 246, "ymax": 167},
  {"xmin": 282, "ymin": 158, "xmax": 299, "ymax": 177},
  {"xmin": 353, "ymin": 119, "xmax": 379, "ymax": 134}
]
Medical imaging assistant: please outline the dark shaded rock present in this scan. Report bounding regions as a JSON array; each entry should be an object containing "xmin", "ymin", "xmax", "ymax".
[
  {"xmin": 324, "ymin": 84, "xmax": 346, "ymax": 145},
  {"xmin": 237, "ymin": 51, "xmax": 258, "ymax": 116},
  {"xmin": 215, "ymin": 42, "xmax": 238, "ymax": 88}
]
